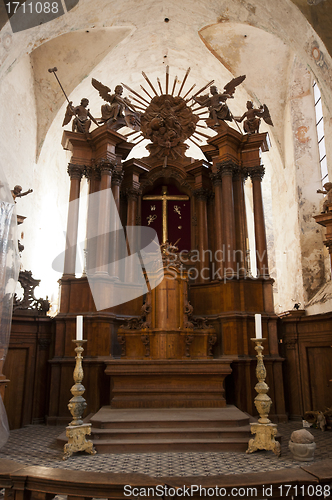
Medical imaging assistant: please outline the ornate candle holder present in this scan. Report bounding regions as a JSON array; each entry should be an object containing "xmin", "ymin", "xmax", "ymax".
[
  {"xmin": 63, "ymin": 340, "xmax": 97, "ymax": 460},
  {"xmin": 246, "ymin": 338, "xmax": 280, "ymax": 457}
]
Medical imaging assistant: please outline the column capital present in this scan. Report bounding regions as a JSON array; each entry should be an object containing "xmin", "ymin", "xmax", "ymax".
[
  {"xmin": 126, "ymin": 187, "xmax": 142, "ymax": 200},
  {"xmin": 193, "ymin": 188, "xmax": 211, "ymax": 201},
  {"xmin": 232, "ymin": 165, "xmax": 249, "ymax": 181},
  {"xmin": 323, "ymin": 239, "xmax": 332, "ymax": 253},
  {"xmin": 67, "ymin": 163, "xmax": 84, "ymax": 180},
  {"xmin": 95, "ymin": 158, "xmax": 116, "ymax": 175},
  {"xmin": 210, "ymin": 172, "xmax": 222, "ymax": 187},
  {"xmin": 217, "ymin": 159, "xmax": 239, "ymax": 177},
  {"xmin": 249, "ymin": 165, "xmax": 265, "ymax": 181},
  {"xmin": 112, "ymin": 169, "xmax": 124, "ymax": 187},
  {"xmin": 84, "ymin": 165, "xmax": 99, "ymax": 181}
]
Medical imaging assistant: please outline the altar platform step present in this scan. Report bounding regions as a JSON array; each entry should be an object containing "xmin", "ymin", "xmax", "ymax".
[{"xmin": 84, "ymin": 405, "xmax": 252, "ymax": 453}]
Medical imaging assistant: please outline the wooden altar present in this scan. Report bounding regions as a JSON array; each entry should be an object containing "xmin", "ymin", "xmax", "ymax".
[{"xmin": 47, "ymin": 86, "xmax": 286, "ymax": 424}]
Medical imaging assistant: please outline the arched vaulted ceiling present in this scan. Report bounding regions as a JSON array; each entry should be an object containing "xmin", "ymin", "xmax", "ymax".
[{"xmin": 1, "ymin": 0, "xmax": 332, "ymax": 160}]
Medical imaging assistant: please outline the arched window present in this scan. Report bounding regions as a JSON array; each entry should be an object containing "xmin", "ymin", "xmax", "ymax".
[{"xmin": 313, "ymin": 81, "xmax": 329, "ymax": 184}]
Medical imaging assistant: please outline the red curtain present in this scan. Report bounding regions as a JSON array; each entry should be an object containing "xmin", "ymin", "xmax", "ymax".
[{"xmin": 141, "ymin": 184, "xmax": 191, "ymax": 252}]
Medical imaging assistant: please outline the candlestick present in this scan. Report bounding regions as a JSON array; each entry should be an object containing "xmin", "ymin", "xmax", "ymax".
[
  {"xmin": 63, "ymin": 340, "xmax": 97, "ymax": 460},
  {"xmin": 255, "ymin": 313, "xmax": 262, "ymax": 339},
  {"xmin": 246, "ymin": 338, "xmax": 280, "ymax": 456},
  {"xmin": 76, "ymin": 315, "xmax": 83, "ymax": 341}
]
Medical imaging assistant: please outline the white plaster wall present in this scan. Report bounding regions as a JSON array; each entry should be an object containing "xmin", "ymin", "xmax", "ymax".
[
  {"xmin": 289, "ymin": 59, "xmax": 326, "ymax": 304},
  {"xmin": 0, "ymin": 54, "xmax": 70, "ymax": 313}
]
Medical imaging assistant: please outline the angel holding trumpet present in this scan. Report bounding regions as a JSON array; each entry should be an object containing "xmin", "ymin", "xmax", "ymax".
[{"xmin": 62, "ymin": 98, "xmax": 99, "ymax": 133}]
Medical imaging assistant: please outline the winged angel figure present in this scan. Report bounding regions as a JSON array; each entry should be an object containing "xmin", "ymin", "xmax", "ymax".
[
  {"xmin": 91, "ymin": 79, "xmax": 141, "ymax": 131},
  {"xmin": 234, "ymin": 101, "xmax": 274, "ymax": 134},
  {"xmin": 193, "ymin": 75, "xmax": 246, "ymax": 127},
  {"xmin": 62, "ymin": 98, "xmax": 99, "ymax": 133}
]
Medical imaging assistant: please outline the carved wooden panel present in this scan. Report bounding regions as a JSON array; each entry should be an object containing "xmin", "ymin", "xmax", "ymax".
[
  {"xmin": 3, "ymin": 348, "xmax": 27, "ymax": 429},
  {"xmin": 279, "ymin": 311, "xmax": 332, "ymax": 418},
  {"xmin": 3, "ymin": 315, "xmax": 53, "ymax": 429},
  {"xmin": 307, "ymin": 346, "xmax": 332, "ymax": 410}
]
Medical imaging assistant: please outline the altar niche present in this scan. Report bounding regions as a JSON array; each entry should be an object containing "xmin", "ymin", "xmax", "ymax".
[{"xmin": 141, "ymin": 184, "xmax": 191, "ymax": 252}]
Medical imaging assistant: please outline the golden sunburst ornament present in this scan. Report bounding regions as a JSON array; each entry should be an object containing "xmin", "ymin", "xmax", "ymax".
[{"xmin": 121, "ymin": 66, "xmax": 215, "ymax": 158}]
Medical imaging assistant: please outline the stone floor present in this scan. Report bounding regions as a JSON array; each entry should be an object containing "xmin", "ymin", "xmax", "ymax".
[{"xmin": 0, "ymin": 421, "xmax": 331, "ymax": 476}]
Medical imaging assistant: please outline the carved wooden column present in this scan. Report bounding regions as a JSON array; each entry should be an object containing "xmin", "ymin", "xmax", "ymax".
[
  {"xmin": 94, "ymin": 160, "xmax": 115, "ymax": 275},
  {"xmin": 218, "ymin": 160, "xmax": 236, "ymax": 274},
  {"xmin": 194, "ymin": 189, "xmax": 210, "ymax": 283},
  {"xmin": 250, "ymin": 166, "xmax": 269, "ymax": 277},
  {"xmin": 125, "ymin": 188, "xmax": 140, "ymax": 282},
  {"xmin": 63, "ymin": 163, "xmax": 84, "ymax": 278},
  {"xmin": 211, "ymin": 172, "xmax": 224, "ymax": 277},
  {"xmin": 85, "ymin": 166, "xmax": 101, "ymax": 275},
  {"xmin": 233, "ymin": 167, "xmax": 248, "ymax": 276},
  {"xmin": 109, "ymin": 168, "xmax": 124, "ymax": 279}
]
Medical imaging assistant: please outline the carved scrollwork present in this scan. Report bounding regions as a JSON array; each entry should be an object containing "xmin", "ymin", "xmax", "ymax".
[
  {"xmin": 207, "ymin": 333, "xmax": 217, "ymax": 356},
  {"xmin": 13, "ymin": 270, "xmax": 50, "ymax": 314},
  {"xmin": 192, "ymin": 316, "xmax": 210, "ymax": 330},
  {"xmin": 185, "ymin": 334, "xmax": 194, "ymax": 357},
  {"xmin": 141, "ymin": 334, "xmax": 150, "ymax": 357},
  {"xmin": 184, "ymin": 299, "xmax": 194, "ymax": 329},
  {"xmin": 117, "ymin": 335, "xmax": 126, "ymax": 356}
]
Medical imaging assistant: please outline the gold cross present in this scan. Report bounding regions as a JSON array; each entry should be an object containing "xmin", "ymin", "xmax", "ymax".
[{"xmin": 143, "ymin": 186, "xmax": 189, "ymax": 243}]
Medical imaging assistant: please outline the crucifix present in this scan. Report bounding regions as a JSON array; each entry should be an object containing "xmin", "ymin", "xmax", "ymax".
[{"xmin": 143, "ymin": 186, "xmax": 189, "ymax": 243}]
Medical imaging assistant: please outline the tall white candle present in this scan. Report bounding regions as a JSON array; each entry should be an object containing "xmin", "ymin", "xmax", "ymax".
[
  {"xmin": 255, "ymin": 314, "xmax": 262, "ymax": 339},
  {"xmin": 76, "ymin": 315, "xmax": 83, "ymax": 341}
]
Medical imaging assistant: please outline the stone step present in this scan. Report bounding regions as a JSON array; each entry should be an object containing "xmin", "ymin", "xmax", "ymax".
[
  {"xmin": 92, "ymin": 437, "xmax": 251, "ymax": 453},
  {"xmin": 58, "ymin": 405, "xmax": 254, "ymax": 454},
  {"xmin": 91, "ymin": 425, "xmax": 251, "ymax": 441},
  {"xmin": 90, "ymin": 406, "xmax": 250, "ymax": 429}
]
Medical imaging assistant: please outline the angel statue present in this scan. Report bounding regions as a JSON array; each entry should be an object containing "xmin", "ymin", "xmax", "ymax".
[
  {"xmin": 235, "ymin": 101, "xmax": 273, "ymax": 134},
  {"xmin": 62, "ymin": 98, "xmax": 99, "ymax": 133},
  {"xmin": 193, "ymin": 76, "xmax": 246, "ymax": 128},
  {"xmin": 317, "ymin": 182, "xmax": 332, "ymax": 213},
  {"xmin": 91, "ymin": 79, "xmax": 141, "ymax": 131},
  {"xmin": 11, "ymin": 185, "xmax": 33, "ymax": 202}
]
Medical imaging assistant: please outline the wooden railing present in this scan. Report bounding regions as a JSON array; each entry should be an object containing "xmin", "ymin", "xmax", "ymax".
[{"xmin": 1, "ymin": 458, "xmax": 331, "ymax": 500}]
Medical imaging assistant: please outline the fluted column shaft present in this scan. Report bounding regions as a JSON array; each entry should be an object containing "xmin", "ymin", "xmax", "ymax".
[
  {"xmin": 211, "ymin": 174, "xmax": 224, "ymax": 277},
  {"xmin": 125, "ymin": 188, "xmax": 140, "ymax": 282},
  {"xmin": 109, "ymin": 169, "xmax": 124, "ymax": 278},
  {"xmin": 63, "ymin": 164, "xmax": 83, "ymax": 277},
  {"xmin": 85, "ymin": 168, "xmax": 101, "ymax": 274},
  {"xmin": 194, "ymin": 189, "xmax": 210, "ymax": 283},
  {"xmin": 95, "ymin": 160, "xmax": 115, "ymax": 275},
  {"xmin": 233, "ymin": 169, "xmax": 249, "ymax": 276},
  {"xmin": 250, "ymin": 166, "xmax": 269, "ymax": 277},
  {"xmin": 219, "ymin": 161, "xmax": 236, "ymax": 274}
]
